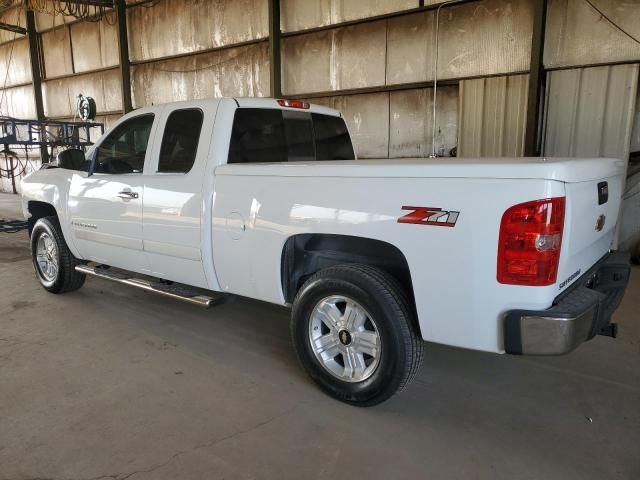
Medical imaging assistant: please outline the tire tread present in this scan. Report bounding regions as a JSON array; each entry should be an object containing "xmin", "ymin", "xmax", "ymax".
[
  {"xmin": 291, "ymin": 263, "xmax": 424, "ymax": 406},
  {"xmin": 33, "ymin": 216, "xmax": 85, "ymax": 293}
]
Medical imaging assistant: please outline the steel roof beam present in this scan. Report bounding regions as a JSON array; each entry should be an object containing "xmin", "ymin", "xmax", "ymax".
[{"xmin": 0, "ymin": 21, "xmax": 26, "ymax": 35}]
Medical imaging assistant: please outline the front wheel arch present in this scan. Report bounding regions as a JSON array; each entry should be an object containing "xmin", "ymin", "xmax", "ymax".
[{"xmin": 27, "ymin": 201, "xmax": 58, "ymax": 235}]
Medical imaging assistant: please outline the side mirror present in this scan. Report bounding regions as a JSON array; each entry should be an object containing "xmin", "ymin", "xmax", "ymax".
[{"xmin": 56, "ymin": 149, "xmax": 87, "ymax": 171}]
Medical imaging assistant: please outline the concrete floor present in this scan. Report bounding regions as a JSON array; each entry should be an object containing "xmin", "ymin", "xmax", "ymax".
[{"xmin": 0, "ymin": 191, "xmax": 639, "ymax": 480}]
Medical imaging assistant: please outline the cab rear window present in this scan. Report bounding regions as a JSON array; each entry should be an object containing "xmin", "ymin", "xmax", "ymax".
[{"xmin": 228, "ymin": 108, "xmax": 354, "ymax": 164}]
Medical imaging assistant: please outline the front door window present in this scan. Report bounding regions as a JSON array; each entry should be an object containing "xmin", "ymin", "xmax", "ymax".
[{"xmin": 94, "ymin": 114, "xmax": 155, "ymax": 174}]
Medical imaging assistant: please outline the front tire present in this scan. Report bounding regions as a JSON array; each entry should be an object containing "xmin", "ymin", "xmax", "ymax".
[
  {"xmin": 291, "ymin": 264, "xmax": 424, "ymax": 406},
  {"xmin": 31, "ymin": 216, "xmax": 86, "ymax": 293}
]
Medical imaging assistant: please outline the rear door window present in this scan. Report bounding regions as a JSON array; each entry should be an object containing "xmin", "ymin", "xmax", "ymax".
[
  {"xmin": 228, "ymin": 108, "xmax": 287, "ymax": 164},
  {"xmin": 312, "ymin": 113, "xmax": 355, "ymax": 160},
  {"xmin": 283, "ymin": 110, "xmax": 315, "ymax": 162},
  {"xmin": 158, "ymin": 109, "xmax": 203, "ymax": 173},
  {"xmin": 228, "ymin": 108, "xmax": 354, "ymax": 164}
]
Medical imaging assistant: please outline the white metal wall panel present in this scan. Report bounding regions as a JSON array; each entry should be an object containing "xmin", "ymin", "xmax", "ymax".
[
  {"xmin": 432, "ymin": 0, "xmax": 532, "ymax": 81},
  {"xmin": 34, "ymin": 9, "xmax": 75, "ymax": 32},
  {"xmin": 282, "ymin": 20, "xmax": 387, "ymax": 95},
  {"xmin": 41, "ymin": 28, "xmax": 74, "ymax": 78},
  {"xmin": 543, "ymin": 64, "xmax": 639, "ymax": 160},
  {"xmin": 283, "ymin": 0, "xmax": 533, "ymax": 95},
  {"xmin": 333, "ymin": 92, "xmax": 390, "ymax": 158},
  {"xmin": 307, "ymin": 86, "xmax": 458, "ymax": 158},
  {"xmin": 131, "ymin": 43, "xmax": 270, "ymax": 108},
  {"xmin": 543, "ymin": 64, "xmax": 640, "ymax": 251},
  {"xmin": 545, "ymin": 0, "xmax": 640, "ymax": 69},
  {"xmin": 0, "ymin": 6, "xmax": 25, "ymax": 44},
  {"xmin": 0, "ymin": 84, "xmax": 36, "ymax": 119},
  {"xmin": 458, "ymin": 74, "xmax": 529, "ymax": 157},
  {"xmin": 280, "ymin": 0, "xmax": 417, "ymax": 33},
  {"xmin": 0, "ymin": 38, "xmax": 31, "ymax": 85},
  {"xmin": 306, "ymin": 93, "xmax": 390, "ymax": 158},
  {"xmin": 386, "ymin": 0, "xmax": 533, "ymax": 86},
  {"xmin": 389, "ymin": 86, "xmax": 458, "ymax": 158},
  {"xmin": 127, "ymin": 0, "xmax": 268, "ymax": 62},
  {"xmin": 42, "ymin": 69, "xmax": 123, "ymax": 118},
  {"xmin": 71, "ymin": 18, "xmax": 119, "ymax": 73}
]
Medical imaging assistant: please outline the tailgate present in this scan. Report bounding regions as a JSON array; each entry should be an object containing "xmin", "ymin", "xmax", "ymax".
[{"xmin": 557, "ymin": 174, "xmax": 624, "ymax": 291}]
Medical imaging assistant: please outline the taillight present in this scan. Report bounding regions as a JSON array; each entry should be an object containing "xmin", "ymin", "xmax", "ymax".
[
  {"xmin": 277, "ymin": 99, "xmax": 310, "ymax": 109},
  {"xmin": 497, "ymin": 197, "xmax": 565, "ymax": 286}
]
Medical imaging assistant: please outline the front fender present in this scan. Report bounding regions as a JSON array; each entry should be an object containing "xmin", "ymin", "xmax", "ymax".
[{"xmin": 21, "ymin": 168, "xmax": 83, "ymax": 259}]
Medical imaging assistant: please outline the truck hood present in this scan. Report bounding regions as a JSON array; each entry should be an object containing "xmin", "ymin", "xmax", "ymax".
[{"xmin": 217, "ymin": 157, "xmax": 626, "ymax": 183}]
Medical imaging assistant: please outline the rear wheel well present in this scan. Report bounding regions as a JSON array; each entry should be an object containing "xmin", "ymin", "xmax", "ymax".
[
  {"xmin": 281, "ymin": 234, "xmax": 418, "ymax": 326},
  {"xmin": 27, "ymin": 201, "xmax": 58, "ymax": 235}
]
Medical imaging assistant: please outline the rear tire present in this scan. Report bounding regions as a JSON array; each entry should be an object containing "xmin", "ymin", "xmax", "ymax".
[
  {"xmin": 30, "ymin": 216, "xmax": 86, "ymax": 294},
  {"xmin": 291, "ymin": 264, "xmax": 424, "ymax": 406}
]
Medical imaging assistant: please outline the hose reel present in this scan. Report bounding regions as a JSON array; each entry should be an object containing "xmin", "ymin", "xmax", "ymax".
[{"xmin": 76, "ymin": 94, "xmax": 97, "ymax": 121}]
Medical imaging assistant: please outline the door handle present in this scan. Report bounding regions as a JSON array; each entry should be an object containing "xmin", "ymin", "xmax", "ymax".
[{"xmin": 117, "ymin": 191, "xmax": 139, "ymax": 199}]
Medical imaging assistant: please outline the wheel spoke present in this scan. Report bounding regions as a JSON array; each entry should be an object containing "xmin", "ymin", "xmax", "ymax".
[
  {"xmin": 35, "ymin": 232, "xmax": 58, "ymax": 282},
  {"xmin": 343, "ymin": 347, "xmax": 366, "ymax": 380},
  {"xmin": 308, "ymin": 295, "xmax": 381, "ymax": 383},
  {"xmin": 315, "ymin": 300, "xmax": 342, "ymax": 331},
  {"xmin": 313, "ymin": 334, "xmax": 341, "ymax": 357},
  {"xmin": 353, "ymin": 330, "xmax": 379, "ymax": 358},
  {"xmin": 343, "ymin": 301, "xmax": 366, "ymax": 330},
  {"xmin": 49, "ymin": 260, "xmax": 58, "ymax": 278}
]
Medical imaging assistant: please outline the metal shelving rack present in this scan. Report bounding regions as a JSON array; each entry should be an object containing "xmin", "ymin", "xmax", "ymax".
[
  {"xmin": 0, "ymin": 116, "xmax": 104, "ymax": 148},
  {"xmin": 0, "ymin": 116, "xmax": 104, "ymax": 194}
]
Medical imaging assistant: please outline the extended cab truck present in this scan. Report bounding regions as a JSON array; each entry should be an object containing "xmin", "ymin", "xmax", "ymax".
[{"xmin": 21, "ymin": 98, "xmax": 630, "ymax": 406}]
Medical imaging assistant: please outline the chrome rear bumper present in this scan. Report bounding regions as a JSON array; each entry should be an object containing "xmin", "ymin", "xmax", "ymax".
[{"xmin": 503, "ymin": 252, "xmax": 630, "ymax": 355}]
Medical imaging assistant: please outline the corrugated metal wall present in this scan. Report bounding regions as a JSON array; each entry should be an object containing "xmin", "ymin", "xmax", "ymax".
[
  {"xmin": 126, "ymin": 0, "xmax": 269, "ymax": 105},
  {"xmin": 282, "ymin": 0, "xmax": 534, "ymax": 157},
  {"xmin": 280, "ymin": 0, "xmax": 418, "ymax": 31},
  {"xmin": 458, "ymin": 74, "xmax": 529, "ymax": 157},
  {"xmin": 0, "ymin": 0, "xmax": 534, "ymax": 160},
  {"xmin": 127, "ymin": 0, "xmax": 268, "ymax": 62},
  {"xmin": 542, "ymin": 64, "xmax": 640, "ymax": 250},
  {"xmin": 131, "ymin": 43, "xmax": 270, "ymax": 107},
  {"xmin": 545, "ymin": 0, "xmax": 640, "ymax": 69},
  {"xmin": 282, "ymin": 0, "xmax": 533, "ymax": 94},
  {"xmin": 43, "ymin": 69, "xmax": 123, "ymax": 118},
  {"xmin": 0, "ymin": 0, "xmax": 638, "ymax": 163},
  {"xmin": 543, "ymin": 64, "xmax": 639, "ymax": 160},
  {"xmin": 308, "ymin": 86, "xmax": 458, "ymax": 158},
  {"xmin": 0, "ymin": 38, "xmax": 30, "ymax": 84},
  {"xmin": 0, "ymin": 84, "xmax": 35, "ymax": 118}
]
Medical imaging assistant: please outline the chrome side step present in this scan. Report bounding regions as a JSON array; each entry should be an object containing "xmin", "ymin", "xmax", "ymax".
[{"xmin": 75, "ymin": 264, "xmax": 221, "ymax": 308}]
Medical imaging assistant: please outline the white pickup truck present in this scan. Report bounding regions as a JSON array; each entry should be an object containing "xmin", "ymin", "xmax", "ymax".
[{"xmin": 21, "ymin": 97, "xmax": 630, "ymax": 405}]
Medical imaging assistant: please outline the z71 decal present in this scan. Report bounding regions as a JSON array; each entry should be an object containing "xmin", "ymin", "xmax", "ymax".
[{"xmin": 397, "ymin": 206, "xmax": 460, "ymax": 227}]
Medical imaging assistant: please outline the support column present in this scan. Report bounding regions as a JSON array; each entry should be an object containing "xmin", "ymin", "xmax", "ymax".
[
  {"xmin": 25, "ymin": 9, "xmax": 48, "ymax": 162},
  {"xmin": 268, "ymin": 0, "xmax": 282, "ymax": 98},
  {"xmin": 524, "ymin": 0, "xmax": 548, "ymax": 157},
  {"xmin": 116, "ymin": 0, "xmax": 133, "ymax": 113}
]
